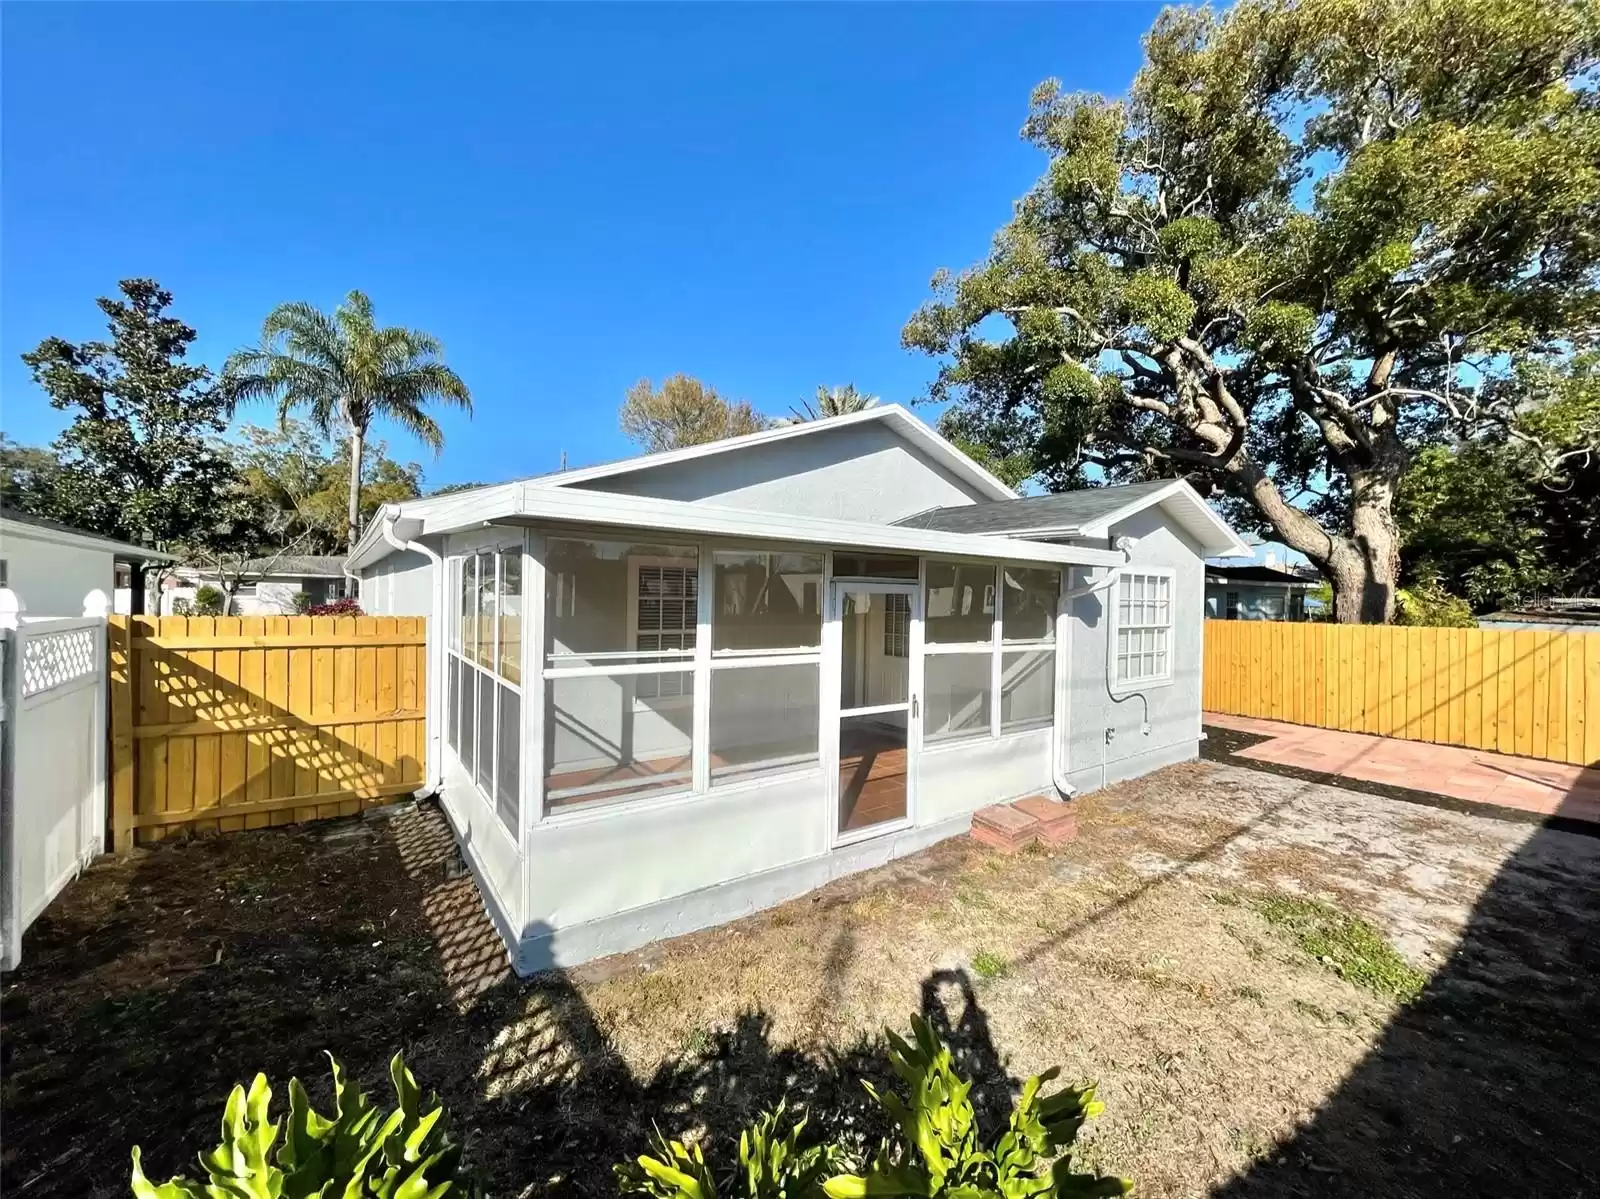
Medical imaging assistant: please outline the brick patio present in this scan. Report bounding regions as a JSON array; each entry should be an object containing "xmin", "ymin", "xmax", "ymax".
[{"xmin": 1205, "ymin": 712, "xmax": 1600, "ymax": 826}]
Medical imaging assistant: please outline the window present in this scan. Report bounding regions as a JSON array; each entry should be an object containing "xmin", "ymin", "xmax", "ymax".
[
  {"xmin": 445, "ymin": 543, "xmax": 523, "ymax": 834},
  {"xmin": 634, "ymin": 562, "xmax": 697, "ymax": 700},
  {"xmin": 1225, "ymin": 590, "xmax": 1240, "ymax": 620},
  {"xmin": 1115, "ymin": 570, "xmax": 1173, "ymax": 686},
  {"xmin": 882, "ymin": 593, "xmax": 909, "ymax": 658}
]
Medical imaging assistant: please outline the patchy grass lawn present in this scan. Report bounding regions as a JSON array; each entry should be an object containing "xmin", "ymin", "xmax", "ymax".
[{"xmin": 3, "ymin": 760, "xmax": 1597, "ymax": 1198}]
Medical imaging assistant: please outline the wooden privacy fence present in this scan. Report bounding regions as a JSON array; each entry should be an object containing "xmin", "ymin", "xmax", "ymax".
[
  {"xmin": 108, "ymin": 615, "xmax": 427, "ymax": 848},
  {"xmin": 1203, "ymin": 620, "xmax": 1600, "ymax": 767}
]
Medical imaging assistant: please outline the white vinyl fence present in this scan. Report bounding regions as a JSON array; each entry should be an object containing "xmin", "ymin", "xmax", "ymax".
[{"xmin": 0, "ymin": 614, "xmax": 108, "ymax": 969}]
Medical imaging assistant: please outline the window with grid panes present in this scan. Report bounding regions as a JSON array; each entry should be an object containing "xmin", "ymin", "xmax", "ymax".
[
  {"xmin": 1115, "ymin": 571, "xmax": 1172, "ymax": 684},
  {"xmin": 634, "ymin": 562, "xmax": 697, "ymax": 699},
  {"xmin": 882, "ymin": 592, "xmax": 910, "ymax": 658}
]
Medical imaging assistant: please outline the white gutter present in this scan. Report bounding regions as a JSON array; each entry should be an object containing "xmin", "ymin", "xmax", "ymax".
[
  {"xmin": 1051, "ymin": 538, "xmax": 1132, "ymax": 800},
  {"xmin": 380, "ymin": 512, "xmax": 446, "ymax": 794}
]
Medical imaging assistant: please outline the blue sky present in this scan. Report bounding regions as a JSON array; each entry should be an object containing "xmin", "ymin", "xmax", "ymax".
[{"xmin": 2, "ymin": 2, "xmax": 1160, "ymax": 490}]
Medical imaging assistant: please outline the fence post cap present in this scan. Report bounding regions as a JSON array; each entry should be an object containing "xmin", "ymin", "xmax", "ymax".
[
  {"xmin": 0, "ymin": 588, "xmax": 22, "ymax": 629},
  {"xmin": 83, "ymin": 589, "xmax": 111, "ymax": 618}
]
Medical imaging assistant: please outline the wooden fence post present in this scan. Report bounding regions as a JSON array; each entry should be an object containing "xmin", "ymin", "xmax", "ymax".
[{"xmin": 107, "ymin": 615, "xmax": 136, "ymax": 852}]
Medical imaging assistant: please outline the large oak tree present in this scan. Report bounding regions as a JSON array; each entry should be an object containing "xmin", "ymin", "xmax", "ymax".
[{"xmin": 906, "ymin": 0, "xmax": 1600, "ymax": 621}]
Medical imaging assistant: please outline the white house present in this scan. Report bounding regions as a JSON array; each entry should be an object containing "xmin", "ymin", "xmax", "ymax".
[
  {"xmin": 0, "ymin": 511, "xmax": 175, "ymax": 617},
  {"xmin": 163, "ymin": 555, "xmax": 354, "ymax": 615},
  {"xmin": 1204, "ymin": 560, "xmax": 1319, "ymax": 621},
  {"xmin": 346, "ymin": 406, "xmax": 1250, "ymax": 971}
]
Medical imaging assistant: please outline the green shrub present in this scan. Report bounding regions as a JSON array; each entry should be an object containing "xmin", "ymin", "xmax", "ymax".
[
  {"xmin": 291, "ymin": 590, "xmax": 314, "ymax": 615},
  {"xmin": 130, "ymin": 1052, "xmax": 479, "ymax": 1198},
  {"xmin": 618, "ymin": 1101, "xmax": 838, "ymax": 1199},
  {"xmin": 823, "ymin": 1016, "xmax": 1130, "ymax": 1199},
  {"xmin": 1395, "ymin": 579, "xmax": 1475, "ymax": 628},
  {"xmin": 192, "ymin": 585, "xmax": 225, "ymax": 616}
]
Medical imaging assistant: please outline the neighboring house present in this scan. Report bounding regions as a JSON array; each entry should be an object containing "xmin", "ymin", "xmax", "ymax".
[
  {"xmin": 1479, "ymin": 600, "xmax": 1600, "ymax": 633},
  {"xmin": 1204, "ymin": 561, "xmax": 1318, "ymax": 621},
  {"xmin": 0, "ymin": 510, "xmax": 174, "ymax": 617},
  {"xmin": 345, "ymin": 405, "xmax": 1251, "ymax": 971},
  {"xmin": 163, "ymin": 556, "xmax": 354, "ymax": 615}
]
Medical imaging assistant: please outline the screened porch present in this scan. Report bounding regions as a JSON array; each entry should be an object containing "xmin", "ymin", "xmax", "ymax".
[{"xmin": 439, "ymin": 526, "xmax": 1067, "ymax": 846}]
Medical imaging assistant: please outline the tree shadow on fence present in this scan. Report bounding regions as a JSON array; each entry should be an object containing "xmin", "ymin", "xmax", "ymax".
[
  {"xmin": 0, "ymin": 797, "xmax": 1010, "ymax": 1198},
  {"xmin": 1211, "ymin": 768, "xmax": 1600, "ymax": 1197}
]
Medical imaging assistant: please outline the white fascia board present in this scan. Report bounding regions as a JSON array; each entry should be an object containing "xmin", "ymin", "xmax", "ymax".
[
  {"xmin": 1073, "ymin": 480, "xmax": 1252, "ymax": 559},
  {"xmin": 0, "ymin": 517, "xmax": 178, "ymax": 562},
  {"xmin": 501, "ymin": 486, "xmax": 1122, "ymax": 566},
  {"xmin": 531, "ymin": 405, "xmax": 1018, "ymax": 503},
  {"xmin": 390, "ymin": 483, "xmax": 1123, "ymax": 568}
]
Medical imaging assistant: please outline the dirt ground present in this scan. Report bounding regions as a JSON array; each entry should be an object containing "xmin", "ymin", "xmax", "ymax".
[{"xmin": 3, "ymin": 758, "xmax": 1596, "ymax": 1198}]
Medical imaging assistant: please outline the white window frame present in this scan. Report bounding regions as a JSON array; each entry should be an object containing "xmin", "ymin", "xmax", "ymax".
[
  {"xmin": 920, "ymin": 559, "xmax": 1060, "ymax": 744},
  {"xmin": 1110, "ymin": 566, "xmax": 1175, "ymax": 691},
  {"xmin": 444, "ymin": 536, "xmax": 526, "ymax": 836},
  {"xmin": 998, "ymin": 564, "xmax": 1060, "ymax": 734},
  {"xmin": 538, "ymin": 533, "xmax": 826, "ymax": 820},
  {"xmin": 628, "ymin": 554, "xmax": 698, "ymax": 705}
]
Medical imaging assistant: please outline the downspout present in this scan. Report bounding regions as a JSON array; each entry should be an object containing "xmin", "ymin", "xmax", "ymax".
[
  {"xmin": 380, "ymin": 511, "xmax": 445, "ymax": 794},
  {"xmin": 1052, "ymin": 537, "xmax": 1133, "ymax": 799}
]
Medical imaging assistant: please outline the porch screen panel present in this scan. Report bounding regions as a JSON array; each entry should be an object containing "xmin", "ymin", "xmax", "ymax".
[
  {"xmin": 543, "ymin": 537, "xmax": 700, "ymax": 811},
  {"xmin": 709, "ymin": 663, "xmax": 820, "ymax": 784},
  {"xmin": 1000, "ymin": 650, "xmax": 1054, "ymax": 732},
  {"xmin": 924, "ymin": 653, "xmax": 992, "ymax": 742},
  {"xmin": 444, "ymin": 541, "xmax": 524, "ymax": 837},
  {"xmin": 924, "ymin": 561, "xmax": 997, "ymax": 644},
  {"xmin": 711, "ymin": 551, "xmax": 824, "ymax": 652},
  {"xmin": 545, "ymin": 672, "xmax": 694, "ymax": 809},
  {"xmin": 999, "ymin": 566, "xmax": 1058, "ymax": 733}
]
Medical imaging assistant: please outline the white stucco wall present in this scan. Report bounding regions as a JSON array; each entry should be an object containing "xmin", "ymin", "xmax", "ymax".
[
  {"xmin": 0, "ymin": 530, "xmax": 113, "ymax": 617},
  {"xmin": 1061, "ymin": 510, "xmax": 1204, "ymax": 795},
  {"xmin": 358, "ymin": 548, "xmax": 435, "ymax": 617},
  {"xmin": 567, "ymin": 423, "xmax": 989, "ymax": 524}
]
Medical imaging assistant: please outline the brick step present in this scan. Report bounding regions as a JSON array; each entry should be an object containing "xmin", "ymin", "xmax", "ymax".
[
  {"xmin": 971, "ymin": 803, "xmax": 1039, "ymax": 853},
  {"xmin": 970, "ymin": 795, "xmax": 1079, "ymax": 853}
]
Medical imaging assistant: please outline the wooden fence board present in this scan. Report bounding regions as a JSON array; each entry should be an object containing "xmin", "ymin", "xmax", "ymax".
[
  {"xmin": 1204, "ymin": 620, "xmax": 1598, "ymax": 766},
  {"xmin": 107, "ymin": 614, "xmax": 427, "ymax": 846}
]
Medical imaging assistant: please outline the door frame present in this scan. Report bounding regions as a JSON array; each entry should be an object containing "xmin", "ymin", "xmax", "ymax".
[{"xmin": 822, "ymin": 579, "xmax": 923, "ymax": 848}]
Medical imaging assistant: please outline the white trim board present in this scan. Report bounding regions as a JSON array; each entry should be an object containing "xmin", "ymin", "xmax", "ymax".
[{"xmin": 348, "ymin": 485, "xmax": 1126, "ymax": 574}]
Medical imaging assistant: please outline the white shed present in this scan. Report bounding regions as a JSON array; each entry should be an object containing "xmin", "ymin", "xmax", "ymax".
[{"xmin": 0, "ymin": 511, "xmax": 174, "ymax": 617}]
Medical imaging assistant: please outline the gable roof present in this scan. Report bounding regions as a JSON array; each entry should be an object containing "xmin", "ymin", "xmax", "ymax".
[
  {"xmin": 0, "ymin": 510, "xmax": 177, "ymax": 562},
  {"xmin": 893, "ymin": 479, "xmax": 1250, "ymax": 558},
  {"xmin": 533, "ymin": 405, "xmax": 1018, "ymax": 502},
  {"xmin": 1205, "ymin": 563, "xmax": 1317, "ymax": 586},
  {"xmin": 178, "ymin": 555, "xmax": 348, "ymax": 579}
]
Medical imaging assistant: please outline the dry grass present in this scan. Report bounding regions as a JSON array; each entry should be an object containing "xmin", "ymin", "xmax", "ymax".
[{"xmin": 3, "ymin": 760, "xmax": 1596, "ymax": 1198}]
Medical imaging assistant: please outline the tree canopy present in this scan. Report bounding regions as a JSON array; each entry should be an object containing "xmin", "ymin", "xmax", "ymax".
[
  {"xmin": 223, "ymin": 290, "xmax": 470, "ymax": 547},
  {"xmin": 619, "ymin": 374, "xmax": 769, "ymax": 451},
  {"xmin": 18, "ymin": 279, "xmax": 236, "ymax": 550},
  {"xmin": 778, "ymin": 384, "xmax": 880, "ymax": 424},
  {"xmin": 906, "ymin": 0, "xmax": 1600, "ymax": 622}
]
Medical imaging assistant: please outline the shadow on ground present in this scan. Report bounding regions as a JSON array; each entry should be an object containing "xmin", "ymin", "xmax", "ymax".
[
  {"xmin": 1210, "ymin": 765, "xmax": 1600, "ymax": 1197},
  {"xmin": 0, "ymin": 800, "xmax": 1016, "ymax": 1197}
]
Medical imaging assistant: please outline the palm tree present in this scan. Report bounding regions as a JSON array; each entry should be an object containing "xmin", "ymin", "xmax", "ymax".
[
  {"xmin": 779, "ymin": 384, "xmax": 880, "ymax": 424},
  {"xmin": 223, "ymin": 291, "xmax": 471, "ymax": 547}
]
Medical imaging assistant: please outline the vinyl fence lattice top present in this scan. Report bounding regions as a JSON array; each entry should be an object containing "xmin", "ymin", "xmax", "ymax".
[{"xmin": 21, "ymin": 627, "xmax": 98, "ymax": 697}]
